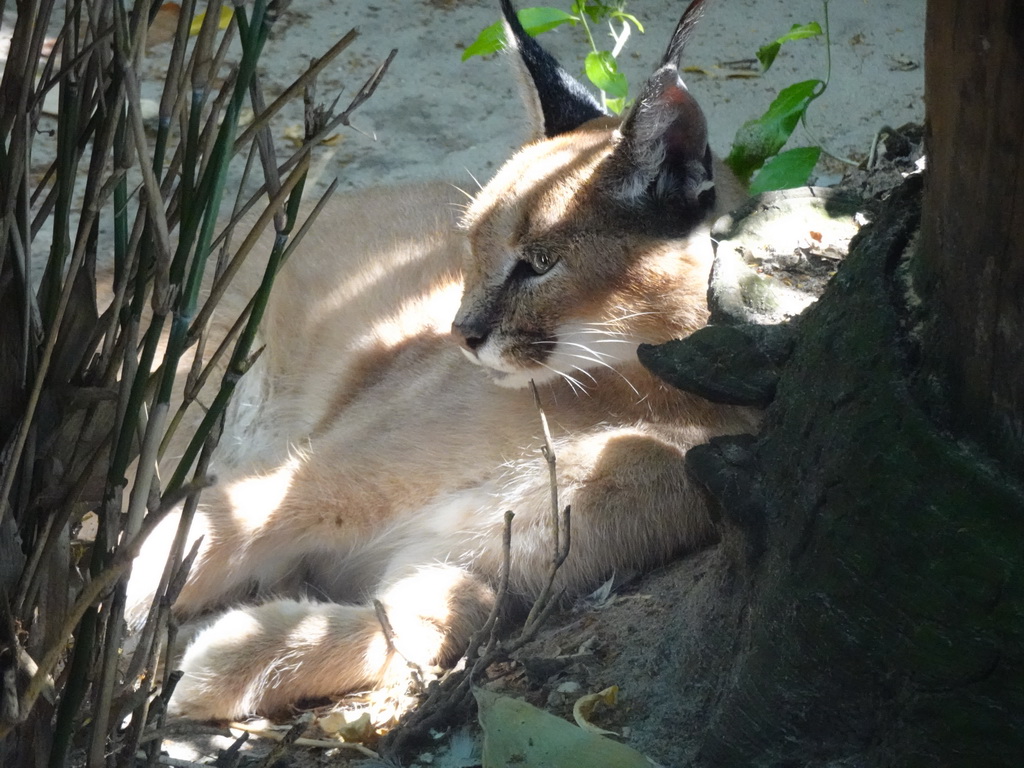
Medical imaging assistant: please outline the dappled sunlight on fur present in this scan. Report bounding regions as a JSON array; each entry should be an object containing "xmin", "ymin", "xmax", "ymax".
[
  {"xmin": 357, "ymin": 277, "xmax": 465, "ymax": 350},
  {"xmin": 224, "ymin": 456, "xmax": 302, "ymax": 535}
]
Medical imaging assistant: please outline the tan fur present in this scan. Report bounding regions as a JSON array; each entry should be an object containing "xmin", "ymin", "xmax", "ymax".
[{"xmin": 128, "ymin": 60, "xmax": 754, "ymax": 725}]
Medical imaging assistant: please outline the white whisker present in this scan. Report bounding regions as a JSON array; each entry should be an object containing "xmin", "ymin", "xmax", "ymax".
[
  {"xmin": 566, "ymin": 351, "xmax": 613, "ymax": 368},
  {"xmin": 567, "ymin": 364, "xmax": 598, "ymax": 384},
  {"xmin": 537, "ymin": 360, "xmax": 588, "ymax": 396},
  {"xmin": 564, "ymin": 351, "xmax": 641, "ymax": 398},
  {"xmin": 563, "ymin": 329, "xmax": 625, "ymax": 338},
  {"xmin": 540, "ymin": 362, "xmax": 589, "ymax": 397},
  {"xmin": 542, "ymin": 345, "xmax": 641, "ymax": 399},
  {"xmin": 557, "ymin": 341, "xmax": 616, "ymax": 359},
  {"xmin": 588, "ymin": 310, "xmax": 662, "ymax": 325},
  {"xmin": 464, "ymin": 168, "xmax": 485, "ymax": 191},
  {"xmin": 570, "ymin": 327, "xmax": 631, "ymax": 337},
  {"xmin": 448, "ymin": 183, "xmax": 475, "ymax": 201},
  {"xmin": 534, "ymin": 336, "xmax": 632, "ymax": 349}
]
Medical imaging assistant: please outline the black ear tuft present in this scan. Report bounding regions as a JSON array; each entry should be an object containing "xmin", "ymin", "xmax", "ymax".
[
  {"xmin": 500, "ymin": 0, "xmax": 607, "ymax": 138},
  {"xmin": 658, "ymin": 0, "xmax": 708, "ymax": 70},
  {"xmin": 602, "ymin": 0, "xmax": 714, "ymax": 213}
]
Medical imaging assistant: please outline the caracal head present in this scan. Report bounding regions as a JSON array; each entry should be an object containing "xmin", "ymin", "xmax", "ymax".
[{"xmin": 452, "ymin": 0, "xmax": 734, "ymax": 390}]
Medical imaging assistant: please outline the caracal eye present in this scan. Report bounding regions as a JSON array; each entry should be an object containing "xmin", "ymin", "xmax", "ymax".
[{"xmin": 523, "ymin": 245, "xmax": 558, "ymax": 276}]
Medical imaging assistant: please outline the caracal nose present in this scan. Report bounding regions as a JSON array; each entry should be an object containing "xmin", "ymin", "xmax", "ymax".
[{"xmin": 451, "ymin": 316, "xmax": 490, "ymax": 352}]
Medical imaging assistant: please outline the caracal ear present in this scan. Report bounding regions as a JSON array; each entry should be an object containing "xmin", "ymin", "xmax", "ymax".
[
  {"xmin": 602, "ymin": 0, "xmax": 715, "ymax": 213},
  {"xmin": 500, "ymin": 0, "xmax": 607, "ymax": 139}
]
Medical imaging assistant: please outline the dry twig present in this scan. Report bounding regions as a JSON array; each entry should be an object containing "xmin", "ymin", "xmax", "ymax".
[
  {"xmin": 379, "ymin": 383, "xmax": 572, "ymax": 760},
  {"xmin": 227, "ymin": 719, "xmax": 380, "ymax": 759}
]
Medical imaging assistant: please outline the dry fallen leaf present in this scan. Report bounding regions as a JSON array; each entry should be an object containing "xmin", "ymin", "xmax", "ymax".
[
  {"xmin": 190, "ymin": 6, "xmax": 234, "ymax": 36},
  {"xmin": 283, "ymin": 123, "xmax": 343, "ymax": 147},
  {"xmin": 682, "ymin": 64, "xmax": 760, "ymax": 80},
  {"xmin": 148, "ymin": 4, "xmax": 234, "ymax": 48},
  {"xmin": 147, "ymin": 4, "xmax": 180, "ymax": 48},
  {"xmin": 283, "ymin": 123, "xmax": 305, "ymax": 146},
  {"xmin": 317, "ymin": 709, "xmax": 375, "ymax": 743},
  {"xmin": 572, "ymin": 685, "xmax": 620, "ymax": 736}
]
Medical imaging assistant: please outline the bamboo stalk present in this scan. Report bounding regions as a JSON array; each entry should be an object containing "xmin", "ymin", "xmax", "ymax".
[{"xmin": 0, "ymin": 0, "xmax": 396, "ymax": 759}]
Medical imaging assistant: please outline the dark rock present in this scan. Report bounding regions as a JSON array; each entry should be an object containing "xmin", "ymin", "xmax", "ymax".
[
  {"xmin": 638, "ymin": 324, "xmax": 795, "ymax": 407},
  {"xmin": 686, "ymin": 434, "xmax": 765, "ymax": 562}
]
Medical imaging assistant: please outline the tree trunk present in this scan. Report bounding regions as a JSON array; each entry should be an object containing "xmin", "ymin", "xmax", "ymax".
[
  {"xmin": 687, "ymin": 177, "xmax": 1024, "ymax": 765},
  {"xmin": 650, "ymin": 2, "xmax": 1024, "ymax": 764},
  {"xmin": 918, "ymin": 0, "xmax": 1024, "ymax": 473}
]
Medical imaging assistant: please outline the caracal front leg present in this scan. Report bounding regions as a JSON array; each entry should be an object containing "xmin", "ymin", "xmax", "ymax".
[
  {"xmin": 473, "ymin": 424, "xmax": 720, "ymax": 599},
  {"xmin": 171, "ymin": 560, "xmax": 495, "ymax": 719},
  {"xmin": 130, "ymin": 456, "xmax": 363, "ymax": 618}
]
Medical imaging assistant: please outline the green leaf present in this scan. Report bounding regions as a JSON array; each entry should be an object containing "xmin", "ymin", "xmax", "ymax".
[
  {"xmin": 577, "ymin": 1, "xmax": 609, "ymax": 24},
  {"xmin": 519, "ymin": 7, "xmax": 578, "ymax": 35},
  {"xmin": 748, "ymin": 146, "xmax": 822, "ymax": 194},
  {"xmin": 476, "ymin": 688, "xmax": 653, "ymax": 768},
  {"xmin": 584, "ymin": 50, "xmax": 628, "ymax": 99},
  {"xmin": 725, "ymin": 78, "xmax": 823, "ymax": 182},
  {"xmin": 604, "ymin": 96, "xmax": 626, "ymax": 115},
  {"xmin": 610, "ymin": 10, "xmax": 644, "ymax": 33},
  {"xmin": 756, "ymin": 22, "xmax": 823, "ymax": 71},
  {"xmin": 462, "ymin": 7, "xmax": 576, "ymax": 61},
  {"xmin": 461, "ymin": 23, "xmax": 505, "ymax": 61}
]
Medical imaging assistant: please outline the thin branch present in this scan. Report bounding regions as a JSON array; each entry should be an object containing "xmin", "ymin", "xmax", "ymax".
[
  {"xmin": 118, "ymin": 56, "xmax": 174, "ymax": 314},
  {"xmin": 0, "ymin": 475, "xmax": 209, "ymax": 738},
  {"xmin": 373, "ymin": 598, "xmax": 426, "ymax": 693},
  {"xmin": 523, "ymin": 382, "xmax": 571, "ymax": 634},
  {"xmin": 381, "ymin": 388, "xmax": 573, "ymax": 759},
  {"xmin": 373, "ymin": 599, "xmax": 398, "ymax": 656},
  {"xmin": 162, "ymin": 178, "xmax": 336, "ymax": 459},
  {"xmin": 183, "ymin": 140, "xmax": 309, "ymax": 349},
  {"xmin": 471, "ymin": 510, "xmax": 514, "ymax": 666},
  {"xmin": 232, "ymin": 27, "xmax": 359, "ymax": 151},
  {"xmin": 531, "ymin": 381, "xmax": 561, "ymax": 554},
  {"xmin": 227, "ymin": 719, "xmax": 380, "ymax": 759},
  {"xmin": 243, "ymin": 47, "xmax": 397, "ymax": 198},
  {"xmin": 253, "ymin": 713, "xmax": 314, "ymax": 768},
  {"xmin": 0, "ymin": 171, "xmax": 117, "ymax": 528}
]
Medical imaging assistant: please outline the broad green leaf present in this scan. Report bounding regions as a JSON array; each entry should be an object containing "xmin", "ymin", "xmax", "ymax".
[
  {"xmin": 756, "ymin": 22, "xmax": 823, "ymax": 71},
  {"xmin": 749, "ymin": 146, "xmax": 822, "ymax": 194},
  {"xmin": 518, "ymin": 7, "xmax": 577, "ymax": 35},
  {"xmin": 476, "ymin": 688, "xmax": 652, "ymax": 768},
  {"xmin": 584, "ymin": 50, "xmax": 628, "ymax": 99},
  {"xmin": 725, "ymin": 78, "xmax": 823, "ymax": 183},
  {"xmin": 462, "ymin": 8, "xmax": 576, "ymax": 61}
]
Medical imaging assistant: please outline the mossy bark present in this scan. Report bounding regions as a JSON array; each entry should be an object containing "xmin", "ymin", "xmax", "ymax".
[{"xmin": 688, "ymin": 178, "xmax": 1024, "ymax": 766}]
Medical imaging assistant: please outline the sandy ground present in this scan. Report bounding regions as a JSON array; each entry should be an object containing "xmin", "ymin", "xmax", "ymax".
[
  {"xmin": 14, "ymin": 0, "xmax": 925, "ymax": 247},
  {"xmin": 181, "ymin": 0, "xmax": 925, "ymax": 196}
]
